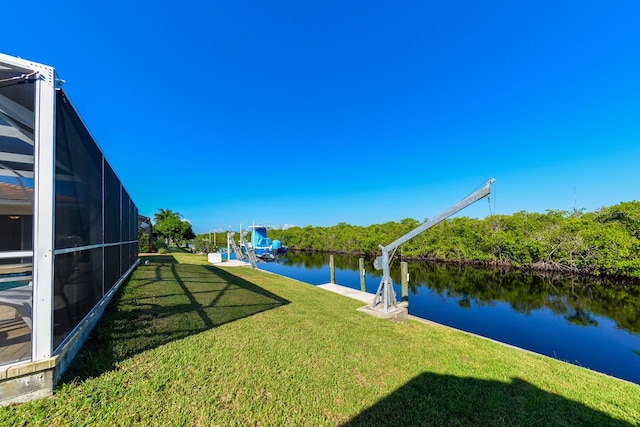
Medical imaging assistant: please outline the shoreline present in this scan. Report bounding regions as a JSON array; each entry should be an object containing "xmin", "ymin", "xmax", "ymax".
[{"xmin": 288, "ymin": 248, "xmax": 640, "ymax": 283}]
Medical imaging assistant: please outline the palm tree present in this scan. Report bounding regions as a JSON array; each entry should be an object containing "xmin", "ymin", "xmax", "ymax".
[{"xmin": 154, "ymin": 208, "xmax": 181, "ymax": 227}]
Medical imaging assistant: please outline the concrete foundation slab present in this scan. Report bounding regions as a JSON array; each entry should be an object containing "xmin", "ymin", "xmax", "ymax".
[
  {"xmin": 215, "ymin": 260, "xmax": 251, "ymax": 267},
  {"xmin": 317, "ymin": 283, "xmax": 373, "ymax": 304},
  {"xmin": 317, "ymin": 283, "xmax": 408, "ymax": 321},
  {"xmin": 357, "ymin": 304, "xmax": 408, "ymax": 321}
]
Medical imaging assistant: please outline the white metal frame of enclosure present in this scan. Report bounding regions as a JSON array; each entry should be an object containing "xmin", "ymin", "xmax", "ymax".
[
  {"xmin": 0, "ymin": 53, "xmax": 56, "ymax": 360},
  {"xmin": 33, "ymin": 55, "xmax": 56, "ymax": 360},
  {"xmin": 0, "ymin": 52, "xmax": 140, "ymax": 367}
]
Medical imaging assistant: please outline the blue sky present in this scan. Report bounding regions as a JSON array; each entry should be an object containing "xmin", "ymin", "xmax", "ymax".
[{"xmin": 4, "ymin": 1, "xmax": 639, "ymax": 233}]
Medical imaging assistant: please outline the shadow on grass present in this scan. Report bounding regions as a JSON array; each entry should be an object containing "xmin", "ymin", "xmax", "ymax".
[
  {"xmin": 61, "ymin": 255, "xmax": 289, "ymax": 383},
  {"xmin": 344, "ymin": 372, "xmax": 629, "ymax": 426}
]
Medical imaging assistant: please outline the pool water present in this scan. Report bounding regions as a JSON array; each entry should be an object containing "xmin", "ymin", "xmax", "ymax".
[{"xmin": 0, "ymin": 280, "xmax": 30, "ymax": 291}]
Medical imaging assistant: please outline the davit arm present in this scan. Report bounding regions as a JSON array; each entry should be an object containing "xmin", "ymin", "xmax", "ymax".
[{"xmin": 372, "ymin": 178, "xmax": 495, "ymax": 312}]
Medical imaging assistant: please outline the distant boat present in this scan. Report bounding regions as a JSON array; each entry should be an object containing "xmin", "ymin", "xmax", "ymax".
[{"xmin": 245, "ymin": 225, "xmax": 287, "ymax": 261}]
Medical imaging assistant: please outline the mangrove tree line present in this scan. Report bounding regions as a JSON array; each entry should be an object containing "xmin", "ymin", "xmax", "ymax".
[{"xmin": 271, "ymin": 201, "xmax": 640, "ymax": 278}]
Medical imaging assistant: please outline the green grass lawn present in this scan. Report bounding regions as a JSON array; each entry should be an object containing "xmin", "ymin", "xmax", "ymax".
[{"xmin": 1, "ymin": 251, "xmax": 639, "ymax": 426}]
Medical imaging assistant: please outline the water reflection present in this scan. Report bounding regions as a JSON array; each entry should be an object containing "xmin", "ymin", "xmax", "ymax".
[
  {"xmin": 260, "ymin": 251, "xmax": 640, "ymax": 384},
  {"xmin": 276, "ymin": 251, "xmax": 640, "ymax": 334}
]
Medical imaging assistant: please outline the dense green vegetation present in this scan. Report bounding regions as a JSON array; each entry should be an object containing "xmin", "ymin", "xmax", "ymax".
[
  {"xmin": 273, "ymin": 201, "xmax": 640, "ymax": 278},
  {"xmin": 152, "ymin": 208, "xmax": 195, "ymax": 248},
  {"xmin": 2, "ymin": 251, "xmax": 638, "ymax": 425},
  {"xmin": 137, "ymin": 229, "xmax": 150, "ymax": 253}
]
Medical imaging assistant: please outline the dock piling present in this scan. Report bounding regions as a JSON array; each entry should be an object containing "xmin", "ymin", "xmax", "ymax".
[
  {"xmin": 401, "ymin": 261, "xmax": 409, "ymax": 303},
  {"xmin": 329, "ymin": 254, "xmax": 335, "ymax": 284}
]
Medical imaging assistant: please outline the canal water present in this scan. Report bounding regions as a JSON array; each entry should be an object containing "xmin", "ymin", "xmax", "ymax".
[{"xmin": 257, "ymin": 251, "xmax": 640, "ymax": 385}]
